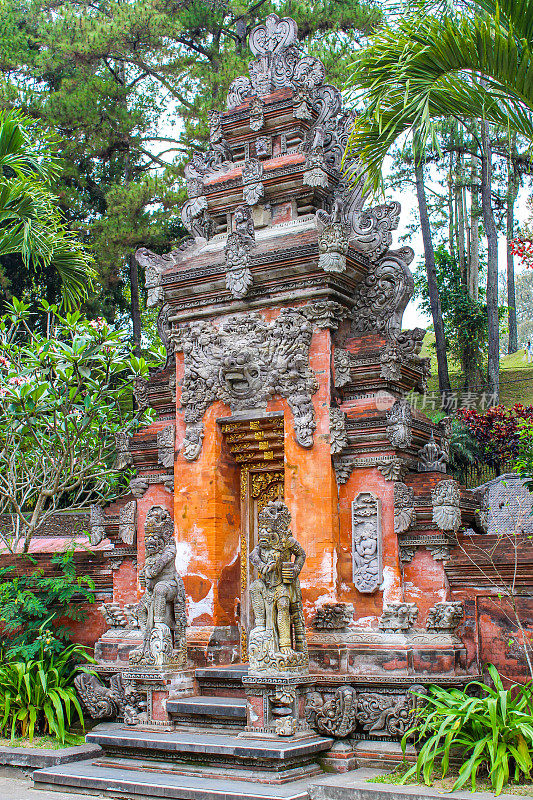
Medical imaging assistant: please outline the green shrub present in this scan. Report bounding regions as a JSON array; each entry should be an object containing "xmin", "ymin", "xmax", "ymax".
[
  {"xmin": 0, "ymin": 548, "xmax": 95, "ymax": 660},
  {"xmin": 401, "ymin": 665, "xmax": 533, "ymax": 794},
  {"xmin": 0, "ymin": 640, "xmax": 93, "ymax": 743}
]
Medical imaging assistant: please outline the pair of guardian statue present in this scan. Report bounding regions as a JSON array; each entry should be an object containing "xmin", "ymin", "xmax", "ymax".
[{"xmin": 133, "ymin": 501, "xmax": 308, "ymax": 674}]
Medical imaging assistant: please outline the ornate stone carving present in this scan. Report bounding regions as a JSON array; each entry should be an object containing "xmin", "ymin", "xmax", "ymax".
[
  {"xmin": 318, "ymin": 223, "xmax": 350, "ymax": 273},
  {"xmin": 248, "ymin": 501, "xmax": 308, "ymax": 675},
  {"xmin": 351, "ymin": 250, "xmax": 415, "ymax": 338},
  {"xmin": 235, "ymin": 203, "xmax": 255, "ymax": 245},
  {"xmin": 333, "ymin": 456, "xmax": 356, "ymax": 485},
  {"xmin": 242, "ymin": 158, "xmax": 264, "ymax": 206},
  {"xmin": 226, "ymin": 76, "xmax": 255, "ymax": 110},
  {"xmin": 99, "ymin": 602, "xmax": 139, "ymax": 629},
  {"xmin": 418, "ymin": 430, "xmax": 446, "ymax": 473},
  {"xmin": 133, "ymin": 376, "xmax": 150, "ymax": 411},
  {"xmin": 349, "ymin": 202, "xmax": 401, "ymax": 262},
  {"xmin": 303, "ymin": 150, "xmax": 329, "ymax": 189},
  {"xmin": 394, "ymin": 483, "xmax": 416, "ymax": 535},
  {"xmin": 74, "ymin": 673, "xmax": 124, "ymax": 719},
  {"xmin": 352, "ymin": 492, "xmax": 382, "ymax": 593},
  {"xmin": 306, "ymin": 687, "xmax": 357, "ymax": 737},
  {"xmin": 157, "ymin": 424, "xmax": 175, "ymax": 469},
  {"xmin": 432, "ymin": 480, "xmax": 461, "ymax": 533},
  {"xmin": 386, "ymin": 398, "xmax": 412, "ymax": 450},
  {"xmin": 333, "ymin": 348, "xmax": 351, "ymax": 388},
  {"xmin": 299, "ymin": 301, "xmax": 349, "ymax": 330},
  {"xmin": 399, "ymin": 544, "xmax": 416, "ymax": 563},
  {"xmin": 89, "ymin": 505, "xmax": 106, "ymax": 546},
  {"xmin": 225, "ymin": 232, "xmax": 253, "ymax": 298},
  {"xmin": 114, "ymin": 431, "xmax": 133, "ymax": 470},
  {"xmin": 129, "ymin": 476, "xmax": 149, "ymax": 498},
  {"xmin": 426, "ymin": 601, "xmax": 464, "ymax": 633},
  {"xmin": 439, "ymin": 416, "xmax": 452, "ymax": 463},
  {"xmin": 181, "ymin": 199, "xmax": 215, "ymax": 240},
  {"xmin": 172, "ymin": 310, "xmax": 317, "ymax": 458},
  {"xmin": 377, "ymin": 457, "xmax": 407, "ymax": 482},
  {"xmin": 329, "ymin": 408, "xmax": 348, "ymax": 455},
  {"xmin": 293, "ymin": 86, "xmax": 313, "ymax": 119},
  {"xmin": 311, "ymin": 603, "xmax": 354, "ymax": 630},
  {"xmin": 249, "ymin": 96, "xmax": 264, "ymax": 130},
  {"xmin": 119, "ymin": 500, "xmax": 137, "ymax": 546},
  {"xmin": 427, "ymin": 544, "xmax": 452, "ymax": 561},
  {"xmin": 135, "ymin": 247, "xmax": 174, "ymax": 307},
  {"xmin": 255, "ymin": 135, "xmax": 272, "ymax": 159},
  {"xmin": 356, "ymin": 687, "xmax": 424, "ymax": 736},
  {"xmin": 207, "ymin": 109, "xmax": 222, "ymax": 143},
  {"xmin": 379, "ymin": 602, "xmax": 418, "ymax": 633},
  {"xmin": 129, "ymin": 506, "xmax": 187, "ymax": 668},
  {"xmin": 247, "ymin": 14, "xmax": 325, "ymax": 97}
]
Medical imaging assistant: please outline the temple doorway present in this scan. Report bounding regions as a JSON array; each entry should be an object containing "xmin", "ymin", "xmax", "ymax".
[{"xmin": 219, "ymin": 413, "xmax": 284, "ymax": 661}]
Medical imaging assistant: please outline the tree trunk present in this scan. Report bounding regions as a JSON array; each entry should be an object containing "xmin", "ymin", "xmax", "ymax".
[
  {"xmin": 414, "ymin": 156, "xmax": 452, "ymax": 398},
  {"xmin": 129, "ymin": 252, "xmax": 142, "ymax": 357},
  {"xmin": 481, "ymin": 121, "xmax": 500, "ymax": 400},
  {"xmin": 507, "ymin": 156, "xmax": 519, "ymax": 354},
  {"xmin": 469, "ymin": 156, "xmax": 480, "ymax": 302},
  {"xmin": 455, "ymin": 153, "xmax": 467, "ymax": 285}
]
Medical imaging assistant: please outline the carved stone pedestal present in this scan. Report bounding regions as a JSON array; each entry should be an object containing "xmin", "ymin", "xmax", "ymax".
[
  {"xmin": 241, "ymin": 674, "xmax": 317, "ymax": 739},
  {"xmin": 123, "ymin": 667, "xmax": 195, "ymax": 725}
]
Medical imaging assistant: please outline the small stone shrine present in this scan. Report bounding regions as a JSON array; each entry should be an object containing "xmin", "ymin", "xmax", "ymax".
[{"xmin": 39, "ymin": 13, "xmax": 482, "ymax": 799}]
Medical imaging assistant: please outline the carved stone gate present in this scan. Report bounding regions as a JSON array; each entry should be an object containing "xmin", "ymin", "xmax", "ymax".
[{"xmin": 220, "ymin": 413, "xmax": 284, "ymax": 660}]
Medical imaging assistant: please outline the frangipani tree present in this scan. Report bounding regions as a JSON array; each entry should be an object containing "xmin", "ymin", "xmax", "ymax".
[{"xmin": 0, "ymin": 299, "xmax": 153, "ymax": 553}]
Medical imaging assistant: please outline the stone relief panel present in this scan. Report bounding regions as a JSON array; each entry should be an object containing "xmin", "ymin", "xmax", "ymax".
[
  {"xmin": 119, "ymin": 501, "xmax": 137, "ymax": 546},
  {"xmin": 114, "ymin": 432, "xmax": 133, "ymax": 470},
  {"xmin": 418, "ymin": 430, "xmax": 446, "ymax": 473},
  {"xmin": 310, "ymin": 603, "xmax": 354, "ymax": 630},
  {"xmin": 386, "ymin": 398, "xmax": 413, "ymax": 450},
  {"xmin": 172, "ymin": 310, "xmax": 318, "ymax": 460},
  {"xmin": 393, "ymin": 482, "xmax": 416, "ymax": 535},
  {"xmin": 241, "ymin": 158, "xmax": 264, "ymax": 206},
  {"xmin": 89, "ymin": 505, "xmax": 106, "ymax": 546},
  {"xmin": 352, "ymin": 492, "xmax": 382, "ymax": 593},
  {"xmin": 333, "ymin": 348, "xmax": 351, "ymax": 388},
  {"xmin": 432, "ymin": 480, "xmax": 461, "ymax": 533},
  {"xmin": 351, "ymin": 249, "xmax": 415, "ymax": 338}
]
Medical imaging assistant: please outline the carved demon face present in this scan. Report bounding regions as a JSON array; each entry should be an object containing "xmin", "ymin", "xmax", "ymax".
[
  {"xmin": 219, "ymin": 348, "xmax": 263, "ymax": 399},
  {"xmin": 144, "ymin": 506, "xmax": 173, "ymax": 556}
]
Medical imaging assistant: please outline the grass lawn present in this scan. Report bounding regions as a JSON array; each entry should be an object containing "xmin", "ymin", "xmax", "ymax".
[
  {"xmin": 0, "ymin": 734, "xmax": 86, "ymax": 749},
  {"xmin": 420, "ymin": 332, "xmax": 533, "ymax": 407},
  {"xmin": 368, "ymin": 766, "xmax": 533, "ymax": 795}
]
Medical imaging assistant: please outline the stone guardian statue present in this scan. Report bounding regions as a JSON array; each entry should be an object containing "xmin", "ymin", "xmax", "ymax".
[
  {"xmin": 248, "ymin": 501, "xmax": 308, "ymax": 674},
  {"xmin": 129, "ymin": 506, "xmax": 187, "ymax": 668}
]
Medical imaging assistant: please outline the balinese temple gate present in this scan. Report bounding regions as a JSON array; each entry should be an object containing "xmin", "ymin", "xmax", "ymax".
[{"xmin": 37, "ymin": 13, "xmax": 481, "ymax": 798}]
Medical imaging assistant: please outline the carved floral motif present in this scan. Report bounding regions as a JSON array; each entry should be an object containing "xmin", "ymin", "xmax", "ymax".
[
  {"xmin": 393, "ymin": 483, "xmax": 416, "ymax": 534},
  {"xmin": 89, "ymin": 505, "xmax": 106, "ymax": 546},
  {"xmin": 157, "ymin": 425, "xmax": 175, "ymax": 469},
  {"xmin": 386, "ymin": 398, "xmax": 413, "ymax": 450},
  {"xmin": 310, "ymin": 603, "xmax": 354, "ymax": 630},
  {"xmin": 119, "ymin": 501, "xmax": 137, "ymax": 545},
  {"xmin": 418, "ymin": 430, "xmax": 446, "ymax": 473},
  {"xmin": 426, "ymin": 601, "xmax": 464, "ymax": 633},
  {"xmin": 379, "ymin": 602, "xmax": 418, "ymax": 633},
  {"xmin": 432, "ymin": 480, "xmax": 461, "ymax": 533},
  {"xmin": 333, "ymin": 348, "xmax": 351, "ymax": 388},
  {"xmin": 329, "ymin": 408, "xmax": 348, "ymax": 455}
]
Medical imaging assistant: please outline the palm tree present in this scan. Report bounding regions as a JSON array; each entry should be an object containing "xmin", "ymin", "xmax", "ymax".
[
  {"xmin": 349, "ymin": 0, "xmax": 533, "ymax": 399},
  {"xmin": 0, "ymin": 111, "xmax": 95, "ymax": 308}
]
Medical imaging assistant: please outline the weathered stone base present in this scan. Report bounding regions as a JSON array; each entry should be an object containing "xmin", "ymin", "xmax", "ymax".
[{"xmin": 241, "ymin": 674, "xmax": 316, "ymax": 739}]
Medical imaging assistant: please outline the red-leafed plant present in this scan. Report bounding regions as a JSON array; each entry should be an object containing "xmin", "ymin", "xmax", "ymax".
[
  {"xmin": 457, "ymin": 404, "xmax": 533, "ymax": 469},
  {"xmin": 510, "ymin": 237, "xmax": 533, "ymax": 269}
]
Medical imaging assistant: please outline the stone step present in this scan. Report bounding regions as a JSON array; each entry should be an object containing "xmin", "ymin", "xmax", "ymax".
[
  {"xmin": 85, "ymin": 723, "xmax": 332, "ymax": 772},
  {"xmin": 195, "ymin": 664, "xmax": 248, "ymax": 698},
  {"xmin": 33, "ymin": 760, "xmax": 325, "ymax": 800},
  {"xmin": 166, "ymin": 695, "xmax": 247, "ymax": 728}
]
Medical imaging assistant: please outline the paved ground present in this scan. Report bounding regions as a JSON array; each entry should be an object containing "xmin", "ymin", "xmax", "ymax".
[{"xmin": 0, "ymin": 770, "xmax": 99, "ymax": 799}]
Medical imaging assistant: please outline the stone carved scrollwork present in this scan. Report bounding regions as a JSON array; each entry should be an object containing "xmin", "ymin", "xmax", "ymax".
[
  {"xmin": 432, "ymin": 480, "xmax": 461, "ymax": 533},
  {"xmin": 379, "ymin": 602, "xmax": 418, "ymax": 633},
  {"xmin": 157, "ymin": 424, "xmax": 175, "ymax": 469},
  {"xmin": 255, "ymin": 136, "xmax": 272, "ymax": 159},
  {"xmin": 426, "ymin": 601, "xmax": 464, "ymax": 633},
  {"xmin": 89, "ymin": 505, "xmax": 106, "ymax": 546},
  {"xmin": 329, "ymin": 408, "xmax": 348, "ymax": 455},
  {"xmin": 333, "ymin": 348, "xmax": 351, "ymax": 388},
  {"xmin": 129, "ymin": 506, "xmax": 187, "ymax": 668},
  {"xmin": 333, "ymin": 456, "xmax": 356, "ymax": 485},
  {"xmin": 226, "ymin": 75, "xmax": 255, "ymax": 110},
  {"xmin": 352, "ymin": 492, "xmax": 382, "ymax": 593},
  {"xmin": 135, "ymin": 247, "xmax": 174, "ymax": 308},
  {"xmin": 318, "ymin": 223, "xmax": 350, "ymax": 273},
  {"xmin": 349, "ymin": 202, "xmax": 401, "ymax": 262},
  {"xmin": 129, "ymin": 476, "xmax": 149, "ymax": 498},
  {"xmin": 99, "ymin": 602, "xmax": 139, "ymax": 629},
  {"xmin": 418, "ymin": 430, "xmax": 446, "ymax": 473},
  {"xmin": 119, "ymin": 500, "xmax": 137, "ymax": 545},
  {"xmin": 248, "ymin": 501, "xmax": 308, "ymax": 675},
  {"xmin": 394, "ymin": 483, "xmax": 416, "ymax": 535},
  {"xmin": 351, "ymin": 250, "xmax": 415, "ymax": 338},
  {"xmin": 311, "ymin": 603, "xmax": 354, "ymax": 630},
  {"xmin": 172, "ymin": 310, "xmax": 317, "ymax": 459},
  {"xmin": 75, "ymin": 673, "xmax": 124, "ymax": 720},
  {"xmin": 356, "ymin": 687, "xmax": 425, "ymax": 736},
  {"xmin": 306, "ymin": 687, "xmax": 357, "ymax": 737},
  {"xmin": 378, "ymin": 457, "xmax": 407, "ymax": 482},
  {"xmin": 303, "ymin": 150, "xmax": 329, "ymax": 189},
  {"xmin": 293, "ymin": 86, "xmax": 313, "ymax": 119},
  {"xmin": 242, "ymin": 158, "xmax": 264, "ymax": 206},
  {"xmin": 225, "ymin": 232, "xmax": 253, "ymax": 298},
  {"xmin": 299, "ymin": 301, "xmax": 349, "ymax": 330},
  {"xmin": 386, "ymin": 398, "xmax": 413, "ymax": 450}
]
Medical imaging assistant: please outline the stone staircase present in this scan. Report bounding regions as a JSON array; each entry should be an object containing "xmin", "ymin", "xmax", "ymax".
[{"xmin": 33, "ymin": 666, "xmax": 334, "ymax": 800}]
